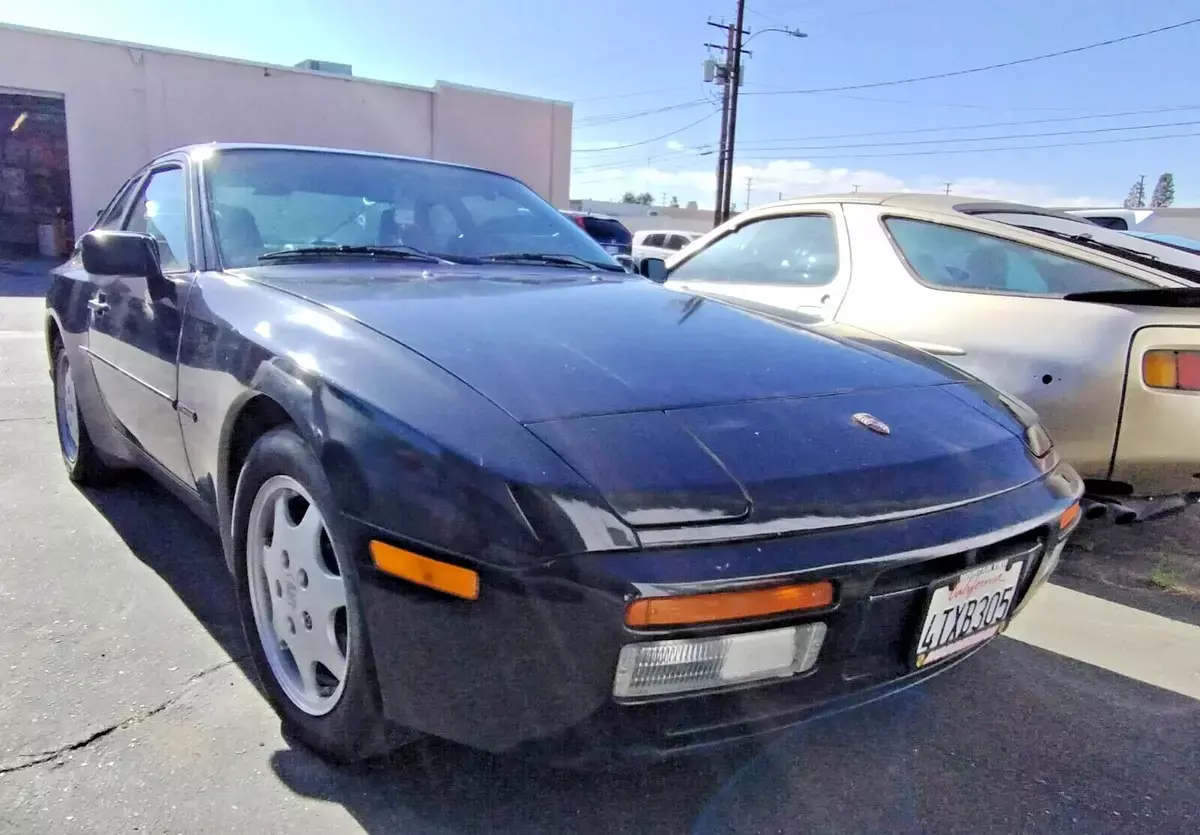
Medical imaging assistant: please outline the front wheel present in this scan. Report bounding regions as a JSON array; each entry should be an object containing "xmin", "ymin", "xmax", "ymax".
[
  {"xmin": 52, "ymin": 342, "xmax": 114, "ymax": 485},
  {"xmin": 231, "ymin": 426, "xmax": 409, "ymax": 762}
]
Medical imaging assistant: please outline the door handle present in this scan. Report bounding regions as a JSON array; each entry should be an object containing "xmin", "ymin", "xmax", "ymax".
[
  {"xmin": 904, "ymin": 340, "xmax": 966, "ymax": 357},
  {"xmin": 87, "ymin": 298, "xmax": 110, "ymax": 314}
]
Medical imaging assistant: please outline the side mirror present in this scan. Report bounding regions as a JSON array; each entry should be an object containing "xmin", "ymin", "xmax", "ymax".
[
  {"xmin": 80, "ymin": 231, "xmax": 163, "ymax": 279},
  {"xmin": 639, "ymin": 257, "xmax": 668, "ymax": 283}
]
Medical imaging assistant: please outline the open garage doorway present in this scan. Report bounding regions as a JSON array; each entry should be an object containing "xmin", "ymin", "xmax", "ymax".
[{"xmin": 0, "ymin": 90, "xmax": 71, "ymax": 258}]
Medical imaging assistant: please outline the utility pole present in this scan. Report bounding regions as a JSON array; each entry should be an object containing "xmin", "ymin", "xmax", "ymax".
[
  {"xmin": 706, "ymin": 18, "xmax": 740, "ymax": 226},
  {"xmin": 745, "ymin": 176, "xmax": 753, "ymax": 210},
  {"xmin": 721, "ymin": 0, "xmax": 748, "ymax": 224},
  {"xmin": 943, "ymin": 182, "xmax": 953, "ymax": 195},
  {"xmin": 852, "ymin": 184, "xmax": 860, "ymax": 193}
]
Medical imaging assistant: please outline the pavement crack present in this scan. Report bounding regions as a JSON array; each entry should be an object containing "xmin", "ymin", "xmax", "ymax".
[{"xmin": 0, "ymin": 656, "xmax": 247, "ymax": 777}]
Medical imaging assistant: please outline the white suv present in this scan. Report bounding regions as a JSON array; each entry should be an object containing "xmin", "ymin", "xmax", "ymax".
[{"xmin": 632, "ymin": 230, "xmax": 698, "ymax": 269}]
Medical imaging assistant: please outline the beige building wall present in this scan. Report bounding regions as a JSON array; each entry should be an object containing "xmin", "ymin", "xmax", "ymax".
[{"xmin": 0, "ymin": 23, "xmax": 572, "ymax": 234}]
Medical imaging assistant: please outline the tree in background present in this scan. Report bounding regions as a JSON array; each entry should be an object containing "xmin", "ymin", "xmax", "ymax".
[
  {"xmin": 636, "ymin": 192, "xmax": 654, "ymax": 205},
  {"xmin": 1123, "ymin": 177, "xmax": 1146, "ymax": 209},
  {"xmin": 669, "ymin": 195, "xmax": 680, "ymax": 207},
  {"xmin": 621, "ymin": 191, "xmax": 637, "ymax": 203},
  {"xmin": 1151, "ymin": 173, "xmax": 1176, "ymax": 207}
]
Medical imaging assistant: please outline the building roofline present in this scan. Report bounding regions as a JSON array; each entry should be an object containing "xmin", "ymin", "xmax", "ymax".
[{"xmin": 0, "ymin": 21, "xmax": 571, "ymax": 107}]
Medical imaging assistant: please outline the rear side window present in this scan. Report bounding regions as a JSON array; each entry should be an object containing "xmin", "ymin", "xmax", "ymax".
[
  {"xmin": 669, "ymin": 214, "xmax": 839, "ymax": 286},
  {"xmin": 644, "ymin": 233, "xmax": 665, "ymax": 247},
  {"xmin": 582, "ymin": 217, "xmax": 631, "ymax": 244},
  {"xmin": 1087, "ymin": 216, "xmax": 1130, "ymax": 231},
  {"xmin": 884, "ymin": 217, "xmax": 1150, "ymax": 296},
  {"xmin": 666, "ymin": 234, "xmax": 690, "ymax": 250}
]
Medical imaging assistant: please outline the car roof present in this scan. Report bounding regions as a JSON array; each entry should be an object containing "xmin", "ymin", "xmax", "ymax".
[
  {"xmin": 756, "ymin": 192, "xmax": 1090, "ymax": 221},
  {"xmin": 638, "ymin": 229, "xmax": 698, "ymax": 236},
  {"xmin": 158, "ymin": 141, "xmax": 507, "ymax": 180},
  {"xmin": 562, "ymin": 209, "xmax": 623, "ymax": 221}
]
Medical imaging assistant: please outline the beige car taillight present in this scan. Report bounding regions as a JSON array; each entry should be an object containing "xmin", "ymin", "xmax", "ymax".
[{"xmin": 1142, "ymin": 350, "xmax": 1200, "ymax": 390}]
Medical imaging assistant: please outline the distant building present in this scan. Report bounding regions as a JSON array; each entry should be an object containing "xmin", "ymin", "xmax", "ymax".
[{"xmin": 0, "ymin": 23, "xmax": 571, "ymax": 256}]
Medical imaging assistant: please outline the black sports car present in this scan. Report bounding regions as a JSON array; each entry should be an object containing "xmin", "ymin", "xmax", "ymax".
[{"xmin": 46, "ymin": 144, "xmax": 1081, "ymax": 765}]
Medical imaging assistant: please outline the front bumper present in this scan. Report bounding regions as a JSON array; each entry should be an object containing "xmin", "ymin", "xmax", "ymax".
[{"xmin": 350, "ymin": 463, "xmax": 1080, "ymax": 762}]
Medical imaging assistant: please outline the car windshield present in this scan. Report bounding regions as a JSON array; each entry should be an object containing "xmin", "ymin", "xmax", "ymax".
[{"xmin": 205, "ymin": 148, "xmax": 620, "ymax": 269}]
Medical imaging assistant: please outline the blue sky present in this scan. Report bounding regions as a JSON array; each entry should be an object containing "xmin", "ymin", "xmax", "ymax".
[{"xmin": 5, "ymin": 0, "xmax": 1200, "ymax": 208}]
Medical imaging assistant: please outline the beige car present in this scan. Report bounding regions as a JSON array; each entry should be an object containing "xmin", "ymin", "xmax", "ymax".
[{"xmin": 659, "ymin": 194, "xmax": 1200, "ymax": 520}]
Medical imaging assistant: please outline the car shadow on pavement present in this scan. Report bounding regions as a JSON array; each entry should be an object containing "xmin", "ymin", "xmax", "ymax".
[
  {"xmin": 79, "ymin": 472, "xmax": 254, "ymax": 674},
  {"xmin": 268, "ymin": 639, "xmax": 1200, "ymax": 835}
]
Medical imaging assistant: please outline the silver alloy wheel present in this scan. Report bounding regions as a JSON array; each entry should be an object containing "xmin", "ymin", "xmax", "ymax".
[
  {"xmin": 55, "ymin": 352, "xmax": 80, "ymax": 463},
  {"xmin": 247, "ymin": 475, "xmax": 350, "ymax": 716}
]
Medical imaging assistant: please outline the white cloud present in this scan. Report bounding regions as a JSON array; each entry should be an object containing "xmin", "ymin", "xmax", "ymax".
[
  {"xmin": 665, "ymin": 140, "xmax": 685, "ymax": 151},
  {"xmin": 570, "ymin": 156, "xmax": 1117, "ymax": 208}
]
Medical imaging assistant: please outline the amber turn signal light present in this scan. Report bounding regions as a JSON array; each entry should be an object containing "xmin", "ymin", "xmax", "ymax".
[
  {"xmin": 369, "ymin": 541, "xmax": 479, "ymax": 600},
  {"xmin": 1143, "ymin": 350, "xmax": 1200, "ymax": 390},
  {"xmin": 1059, "ymin": 502, "xmax": 1081, "ymax": 530},
  {"xmin": 625, "ymin": 581, "xmax": 835, "ymax": 628}
]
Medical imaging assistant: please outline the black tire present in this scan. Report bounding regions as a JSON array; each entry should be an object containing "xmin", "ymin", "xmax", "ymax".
[
  {"xmin": 230, "ymin": 426, "xmax": 409, "ymax": 763},
  {"xmin": 52, "ymin": 341, "xmax": 115, "ymax": 486}
]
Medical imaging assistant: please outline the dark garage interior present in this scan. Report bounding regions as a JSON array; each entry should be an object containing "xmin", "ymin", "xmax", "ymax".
[{"xmin": 0, "ymin": 91, "xmax": 72, "ymax": 258}]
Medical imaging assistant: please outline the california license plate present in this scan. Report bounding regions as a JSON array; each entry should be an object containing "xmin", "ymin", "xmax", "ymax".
[{"xmin": 912, "ymin": 558, "xmax": 1025, "ymax": 668}]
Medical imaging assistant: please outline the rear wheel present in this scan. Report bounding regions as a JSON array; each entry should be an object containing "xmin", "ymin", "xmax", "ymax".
[
  {"xmin": 232, "ymin": 426, "xmax": 408, "ymax": 762},
  {"xmin": 52, "ymin": 342, "xmax": 114, "ymax": 485}
]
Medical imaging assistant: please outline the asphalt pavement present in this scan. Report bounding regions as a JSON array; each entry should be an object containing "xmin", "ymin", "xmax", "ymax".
[{"xmin": 1, "ymin": 265, "xmax": 1197, "ymax": 834}]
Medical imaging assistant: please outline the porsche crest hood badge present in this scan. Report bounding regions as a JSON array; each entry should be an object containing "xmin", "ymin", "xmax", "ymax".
[{"xmin": 852, "ymin": 412, "xmax": 891, "ymax": 435}]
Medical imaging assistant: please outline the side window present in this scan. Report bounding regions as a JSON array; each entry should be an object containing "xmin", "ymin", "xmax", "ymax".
[
  {"xmin": 95, "ymin": 177, "xmax": 140, "ymax": 231},
  {"xmin": 645, "ymin": 233, "xmax": 665, "ymax": 248},
  {"xmin": 669, "ymin": 214, "xmax": 839, "ymax": 286},
  {"xmin": 884, "ymin": 217, "xmax": 1150, "ymax": 296},
  {"xmin": 125, "ymin": 167, "xmax": 190, "ymax": 272},
  {"xmin": 666, "ymin": 234, "xmax": 689, "ymax": 251}
]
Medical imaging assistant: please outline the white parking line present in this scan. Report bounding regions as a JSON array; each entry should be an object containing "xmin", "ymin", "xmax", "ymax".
[
  {"xmin": 1006, "ymin": 583, "xmax": 1200, "ymax": 700},
  {"xmin": 0, "ymin": 331, "xmax": 40, "ymax": 338}
]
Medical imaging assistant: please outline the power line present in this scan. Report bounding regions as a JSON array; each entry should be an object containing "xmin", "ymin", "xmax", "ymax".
[
  {"xmin": 733, "ymin": 129, "xmax": 1200, "ymax": 161},
  {"xmin": 729, "ymin": 104, "xmax": 1200, "ymax": 146},
  {"xmin": 573, "ymin": 99, "xmax": 709, "ymax": 127},
  {"xmin": 741, "ymin": 17, "xmax": 1200, "ymax": 98},
  {"xmin": 571, "ymin": 111, "xmax": 1200, "ymax": 170},
  {"xmin": 732, "ymin": 117, "xmax": 1200, "ymax": 153},
  {"xmin": 571, "ymin": 110, "xmax": 720, "ymax": 153},
  {"xmin": 572, "ymin": 18, "xmax": 1199, "ymax": 131}
]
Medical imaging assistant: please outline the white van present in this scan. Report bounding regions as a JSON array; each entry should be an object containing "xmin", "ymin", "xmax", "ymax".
[{"xmin": 632, "ymin": 230, "xmax": 699, "ymax": 268}]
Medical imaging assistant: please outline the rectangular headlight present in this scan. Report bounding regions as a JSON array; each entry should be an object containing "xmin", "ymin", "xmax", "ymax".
[{"xmin": 613, "ymin": 623, "xmax": 827, "ymax": 699}]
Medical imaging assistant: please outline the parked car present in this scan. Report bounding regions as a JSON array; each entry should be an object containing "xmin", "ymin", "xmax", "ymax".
[
  {"xmin": 1125, "ymin": 229, "xmax": 1200, "ymax": 255},
  {"xmin": 632, "ymin": 229, "xmax": 699, "ymax": 269},
  {"xmin": 560, "ymin": 209, "xmax": 633, "ymax": 262},
  {"xmin": 48, "ymin": 149, "xmax": 1080, "ymax": 766},
  {"xmin": 655, "ymin": 193, "xmax": 1200, "ymax": 520}
]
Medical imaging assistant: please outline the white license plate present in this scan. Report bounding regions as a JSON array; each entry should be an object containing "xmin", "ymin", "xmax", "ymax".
[
  {"xmin": 912, "ymin": 558, "xmax": 1025, "ymax": 668},
  {"xmin": 603, "ymin": 244, "xmax": 621, "ymax": 253}
]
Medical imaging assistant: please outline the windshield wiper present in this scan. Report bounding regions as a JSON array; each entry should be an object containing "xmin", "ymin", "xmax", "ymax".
[
  {"xmin": 1018, "ymin": 226, "xmax": 1162, "ymax": 264},
  {"xmin": 258, "ymin": 244, "xmax": 447, "ymax": 264},
  {"xmin": 480, "ymin": 252, "xmax": 625, "ymax": 272}
]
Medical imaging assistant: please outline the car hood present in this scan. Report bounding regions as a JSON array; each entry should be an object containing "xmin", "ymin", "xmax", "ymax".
[
  {"xmin": 528, "ymin": 385, "xmax": 1038, "ymax": 529},
  {"xmin": 242, "ymin": 263, "xmax": 960, "ymax": 423}
]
